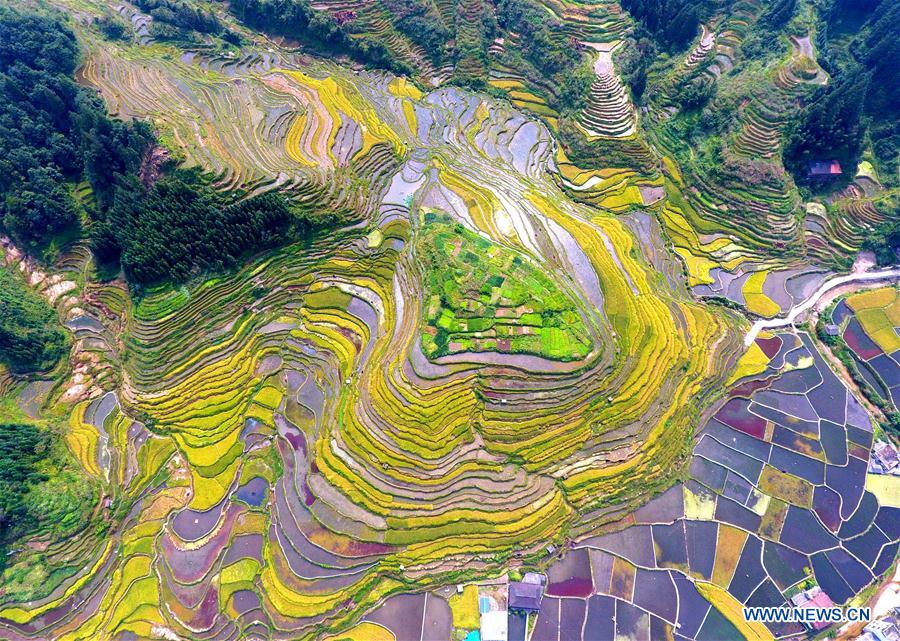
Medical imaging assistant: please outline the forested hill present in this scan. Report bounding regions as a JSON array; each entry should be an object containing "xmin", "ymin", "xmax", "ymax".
[
  {"xmin": 0, "ymin": 7, "xmax": 336, "ymax": 289},
  {"xmin": 0, "ymin": 8, "xmax": 149, "ymax": 251},
  {"xmin": 620, "ymin": 0, "xmax": 728, "ymax": 53},
  {"xmin": 619, "ymin": 0, "xmax": 898, "ymax": 186},
  {"xmin": 811, "ymin": 0, "xmax": 899, "ymax": 180}
]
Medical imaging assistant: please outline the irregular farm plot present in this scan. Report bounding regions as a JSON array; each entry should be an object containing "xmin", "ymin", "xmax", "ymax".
[
  {"xmin": 527, "ymin": 329, "xmax": 900, "ymax": 640},
  {"xmin": 832, "ymin": 288, "xmax": 900, "ymax": 410},
  {"xmin": 417, "ymin": 213, "xmax": 592, "ymax": 361}
]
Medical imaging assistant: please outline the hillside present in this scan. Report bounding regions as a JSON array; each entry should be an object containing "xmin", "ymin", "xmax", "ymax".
[{"xmin": 0, "ymin": 0, "xmax": 897, "ymax": 639}]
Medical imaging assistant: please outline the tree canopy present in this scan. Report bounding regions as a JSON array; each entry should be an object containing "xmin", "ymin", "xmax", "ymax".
[
  {"xmin": 794, "ymin": 0, "xmax": 900, "ymax": 182},
  {"xmin": 783, "ymin": 69, "xmax": 870, "ymax": 182},
  {"xmin": 0, "ymin": 423, "xmax": 48, "ymax": 542},
  {"xmin": 93, "ymin": 170, "xmax": 297, "ymax": 285},
  {"xmin": 229, "ymin": 0, "xmax": 408, "ymax": 73},
  {"xmin": 0, "ymin": 7, "xmax": 152, "ymax": 250},
  {"xmin": 1, "ymin": 6, "xmax": 337, "ymax": 290},
  {"xmin": 0, "ymin": 269, "xmax": 68, "ymax": 374},
  {"xmin": 619, "ymin": 0, "xmax": 725, "ymax": 53}
]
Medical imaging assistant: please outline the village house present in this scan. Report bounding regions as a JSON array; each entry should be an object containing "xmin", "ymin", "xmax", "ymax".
[
  {"xmin": 808, "ymin": 159, "xmax": 842, "ymax": 178},
  {"xmin": 508, "ymin": 581, "xmax": 543, "ymax": 613},
  {"xmin": 869, "ymin": 441, "xmax": 900, "ymax": 475},
  {"xmin": 791, "ymin": 585, "xmax": 836, "ymax": 632}
]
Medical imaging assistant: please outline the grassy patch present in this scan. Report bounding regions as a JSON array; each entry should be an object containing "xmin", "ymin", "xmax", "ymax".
[
  {"xmin": 758, "ymin": 465, "xmax": 813, "ymax": 507},
  {"xmin": 865, "ymin": 473, "xmax": 900, "ymax": 507},
  {"xmin": 696, "ymin": 581, "xmax": 775, "ymax": 641},
  {"xmin": 417, "ymin": 213, "xmax": 591, "ymax": 361},
  {"xmin": 0, "ymin": 268, "xmax": 69, "ymax": 374},
  {"xmin": 448, "ymin": 585, "xmax": 479, "ymax": 630},
  {"xmin": 726, "ymin": 341, "xmax": 770, "ymax": 386},
  {"xmin": 743, "ymin": 271, "xmax": 781, "ymax": 318}
]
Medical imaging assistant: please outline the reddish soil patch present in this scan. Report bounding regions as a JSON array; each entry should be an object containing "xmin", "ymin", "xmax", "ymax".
[
  {"xmin": 843, "ymin": 324, "xmax": 881, "ymax": 361},
  {"xmin": 730, "ymin": 375, "xmax": 775, "ymax": 399},
  {"xmin": 716, "ymin": 398, "xmax": 767, "ymax": 439},
  {"xmin": 139, "ymin": 145, "xmax": 170, "ymax": 187},
  {"xmin": 756, "ymin": 335, "xmax": 783, "ymax": 359}
]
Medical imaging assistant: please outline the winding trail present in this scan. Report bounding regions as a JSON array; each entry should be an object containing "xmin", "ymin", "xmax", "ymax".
[{"xmin": 744, "ymin": 266, "xmax": 900, "ymax": 346}]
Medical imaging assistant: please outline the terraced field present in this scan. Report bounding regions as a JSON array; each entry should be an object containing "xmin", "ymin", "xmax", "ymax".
[
  {"xmin": 577, "ymin": 42, "xmax": 636, "ymax": 138},
  {"xmin": 1, "ymin": 0, "xmax": 898, "ymax": 639},
  {"xmin": 0, "ymin": 13, "xmax": 746, "ymax": 638},
  {"xmin": 831, "ymin": 287, "xmax": 900, "ymax": 412}
]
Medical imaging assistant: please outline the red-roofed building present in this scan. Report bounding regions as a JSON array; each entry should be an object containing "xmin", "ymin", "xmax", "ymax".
[
  {"xmin": 790, "ymin": 586, "xmax": 836, "ymax": 632},
  {"xmin": 808, "ymin": 160, "xmax": 842, "ymax": 177}
]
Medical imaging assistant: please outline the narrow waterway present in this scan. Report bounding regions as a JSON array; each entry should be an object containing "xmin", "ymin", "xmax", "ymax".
[{"xmin": 744, "ymin": 266, "xmax": 900, "ymax": 346}]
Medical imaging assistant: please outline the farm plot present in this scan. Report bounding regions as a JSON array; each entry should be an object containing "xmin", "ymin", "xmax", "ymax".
[
  {"xmin": 416, "ymin": 213, "xmax": 592, "ymax": 361},
  {"xmin": 577, "ymin": 42, "xmax": 637, "ymax": 138},
  {"xmin": 831, "ymin": 287, "xmax": 900, "ymax": 411},
  {"xmin": 533, "ymin": 328, "xmax": 899, "ymax": 640}
]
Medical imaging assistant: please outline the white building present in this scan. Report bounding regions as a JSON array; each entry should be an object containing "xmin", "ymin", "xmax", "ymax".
[
  {"xmin": 862, "ymin": 617, "xmax": 900, "ymax": 641},
  {"xmin": 480, "ymin": 611, "xmax": 508, "ymax": 641}
]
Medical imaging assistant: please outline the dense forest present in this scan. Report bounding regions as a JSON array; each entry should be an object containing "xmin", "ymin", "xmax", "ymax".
[
  {"xmin": 0, "ymin": 417, "xmax": 98, "ymax": 574},
  {"xmin": 785, "ymin": 0, "xmax": 899, "ymax": 186},
  {"xmin": 93, "ymin": 170, "xmax": 302, "ymax": 285},
  {"xmin": 0, "ymin": 9, "xmax": 88, "ymax": 245},
  {"xmin": 229, "ymin": 0, "xmax": 409, "ymax": 74},
  {"xmin": 133, "ymin": 0, "xmax": 221, "ymax": 40},
  {"xmin": 864, "ymin": 217, "xmax": 900, "ymax": 267},
  {"xmin": 619, "ymin": 0, "xmax": 725, "ymax": 53},
  {"xmin": 0, "ymin": 269, "xmax": 68, "ymax": 374},
  {"xmin": 0, "ymin": 7, "xmax": 153, "ymax": 251},
  {"xmin": 0, "ymin": 10, "xmax": 72, "ymax": 376},
  {"xmin": 782, "ymin": 70, "xmax": 870, "ymax": 181},
  {"xmin": 0, "ymin": 423, "xmax": 49, "ymax": 553}
]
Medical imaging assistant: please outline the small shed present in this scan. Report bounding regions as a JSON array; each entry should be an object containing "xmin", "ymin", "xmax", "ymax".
[
  {"xmin": 508, "ymin": 582, "xmax": 543, "ymax": 613},
  {"xmin": 824, "ymin": 324, "xmax": 840, "ymax": 336}
]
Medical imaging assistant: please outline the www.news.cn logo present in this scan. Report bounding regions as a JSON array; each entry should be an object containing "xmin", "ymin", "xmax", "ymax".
[{"xmin": 743, "ymin": 606, "xmax": 872, "ymax": 623}]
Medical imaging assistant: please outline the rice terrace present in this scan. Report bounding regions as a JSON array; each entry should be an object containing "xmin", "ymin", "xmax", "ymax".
[{"xmin": 0, "ymin": 0, "xmax": 897, "ymax": 638}]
